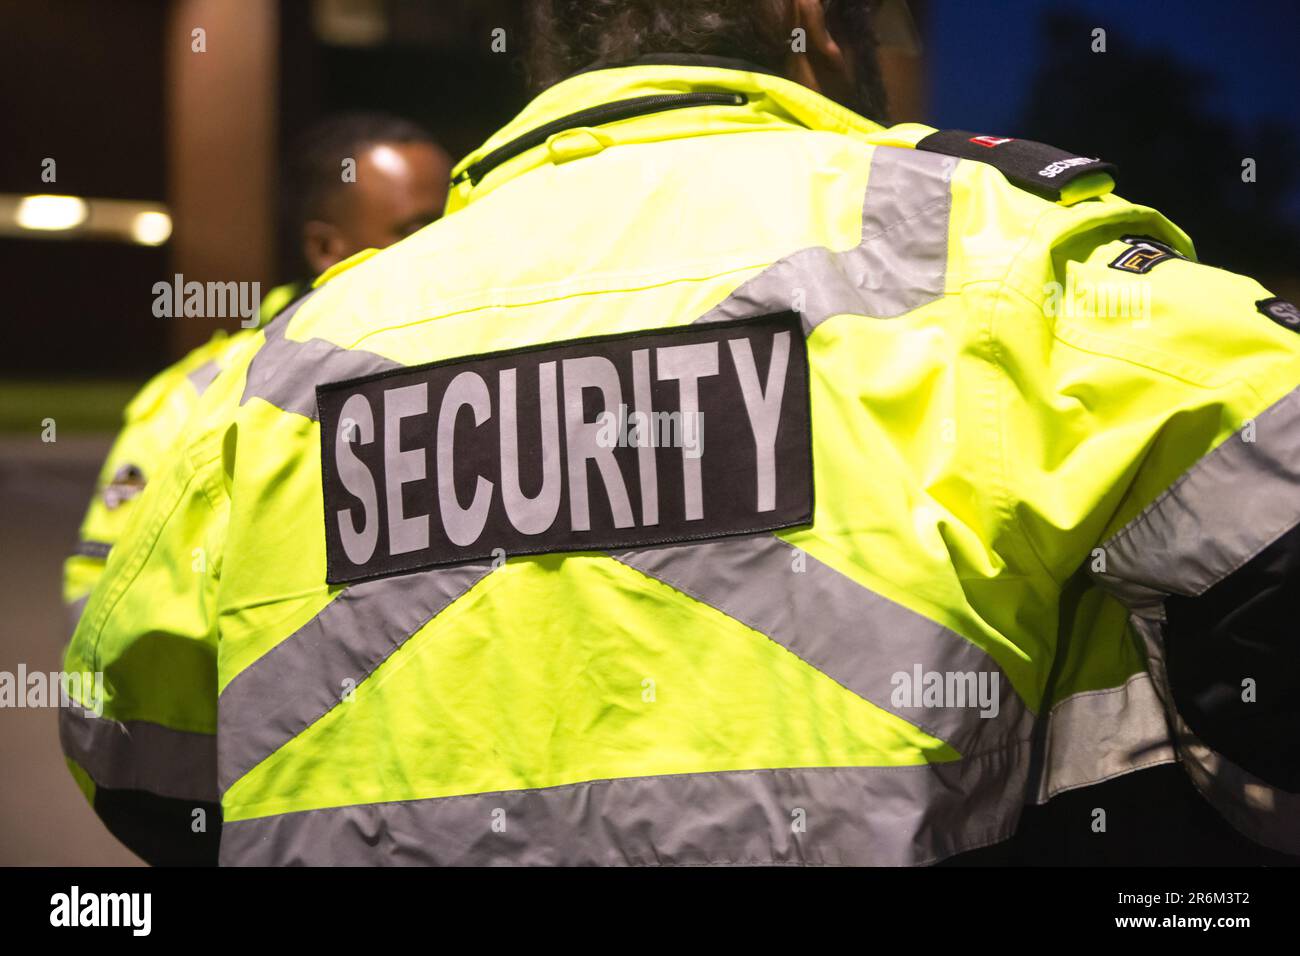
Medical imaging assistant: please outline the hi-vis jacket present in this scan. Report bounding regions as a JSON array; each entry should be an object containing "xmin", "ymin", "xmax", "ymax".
[
  {"xmin": 62, "ymin": 58, "xmax": 1300, "ymax": 866},
  {"xmin": 62, "ymin": 282, "xmax": 305, "ymax": 621}
]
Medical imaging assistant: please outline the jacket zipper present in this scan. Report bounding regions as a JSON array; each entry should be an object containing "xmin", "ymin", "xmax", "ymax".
[{"xmin": 453, "ymin": 91, "xmax": 747, "ymax": 187}]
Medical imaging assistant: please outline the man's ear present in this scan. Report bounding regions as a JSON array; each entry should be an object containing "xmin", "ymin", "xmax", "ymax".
[
  {"xmin": 302, "ymin": 220, "xmax": 348, "ymax": 276},
  {"xmin": 783, "ymin": 0, "xmax": 856, "ymax": 104}
]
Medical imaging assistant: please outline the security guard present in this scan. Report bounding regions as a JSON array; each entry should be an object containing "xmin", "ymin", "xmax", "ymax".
[
  {"xmin": 63, "ymin": 114, "xmax": 452, "ymax": 625},
  {"xmin": 63, "ymin": 0, "xmax": 1300, "ymax": 865}
]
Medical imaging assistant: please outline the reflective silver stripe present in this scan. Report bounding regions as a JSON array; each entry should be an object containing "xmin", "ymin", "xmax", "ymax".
[
  {"xmin": 1131, "ymin": 615, "xmax": 1300, "ymax": 854},
  {"xmin": 60, "ymin": 703, "xmax": 217, "ymax": 802},
  {"xmin": 186, "ymin": 359, "xmax": 221, "ymax": 396},
  {"xmin": 1033, "ymin": 671, "xmax": 1176, "ymax": 803},
  {"xmin": 614, "ymin": 535, "xmax": 1030, "ymax": 756},
  {"xmin": 220, "ymin": 747, "xmax": 1028, "ymax": 866},
  {"xmin": 698, "ymin": 146, "xmax": 956, "ymax": 333},
  {"xmin": 241, "ymin": 292, "xmax": 398, "ymax": 421},
  {"xmin": 1182, "ymin": 739, "xmax": 1300, "ymax": 856},
  {"xmin": 239, "ymin": 146, "xmax": 953, "ymax": 422},
  {"xmin": 1091, "ymin": 384, "xmax": 1300, "ymax": 853},
  {"xmin": 1096, "ymin": 384, "xmax": 1300, "ymax": 607},
  {"xmin": 217, "ymin": 561, "xmax": 494, "ymax": 792}
]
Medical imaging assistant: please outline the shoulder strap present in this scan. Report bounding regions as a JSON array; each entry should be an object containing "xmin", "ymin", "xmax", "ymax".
[{"xmin": 916, "ymin": 129, "xmax": 1116, "ymax": 203}]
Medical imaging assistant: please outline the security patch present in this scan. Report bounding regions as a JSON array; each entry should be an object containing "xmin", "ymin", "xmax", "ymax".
[
  {"xmin": 915, "ymin": 129, "xmax": 1117, "ymax": 201},
  {"xmin": 317, "ymin": 312, "xmax": 814, "ymax": 584},
  {"xmin": 1257, "ymin": 297, "xmax": 1300, "ymax": 332},
  {"xmin": 1108, "ymin": 235, "xmax": 1185, "ymax": 274}
]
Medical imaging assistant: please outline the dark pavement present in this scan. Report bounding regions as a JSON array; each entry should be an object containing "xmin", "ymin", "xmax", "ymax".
[{"xmin": 0, "ymin": 434, "xmax": 141, "ymax": 865}]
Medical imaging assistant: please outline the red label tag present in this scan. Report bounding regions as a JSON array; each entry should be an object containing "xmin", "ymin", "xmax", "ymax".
[{"xmin": 969, "ymin": 135, "xmax": 1014, "ymax": 148}]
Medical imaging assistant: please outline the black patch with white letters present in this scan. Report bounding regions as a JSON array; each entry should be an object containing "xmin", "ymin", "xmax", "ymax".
[
  {"xmin": 1108, "ymin": 234, "xmax": 1185, "ymax": 274},
  {"xmin": 916, "ymin": 129, "xmax": 1116, "ymax": 200},
  {"xmin": 318, "ymin": 312, "xmax": 813, "ymax": 584},
  {"xmin": 1257, "ymin": 296, "xmax": 1300, "ymax": 332}
]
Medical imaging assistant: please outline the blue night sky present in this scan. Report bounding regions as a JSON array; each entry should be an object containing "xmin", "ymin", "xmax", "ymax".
[{"xmin": 926, "ymin": 0, "xmax": 1300, "ymax": 137}]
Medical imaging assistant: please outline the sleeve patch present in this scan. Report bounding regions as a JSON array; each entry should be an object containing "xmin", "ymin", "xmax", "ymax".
[
  {"xmin": 1108, "ymin": 235, "xmax": 1186, "ymax": 274},
  {"xmin": 102, "ymin": 463, "xmax": 147, "ymax": 511}
]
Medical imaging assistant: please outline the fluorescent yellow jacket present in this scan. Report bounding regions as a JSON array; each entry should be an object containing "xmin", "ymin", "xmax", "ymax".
[
  {"xmin": 63, "ymin": 59, "xmax": 1300, "ymax": 865},
  {"xmin": 62, "ymin": 282, "xmax": 306, "ymax": 621}
]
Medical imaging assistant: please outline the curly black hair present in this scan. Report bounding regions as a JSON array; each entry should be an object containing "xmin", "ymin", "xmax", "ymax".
[{"xmin": 525, "ymin": 0, "xmax": 887, "ymax": 122}]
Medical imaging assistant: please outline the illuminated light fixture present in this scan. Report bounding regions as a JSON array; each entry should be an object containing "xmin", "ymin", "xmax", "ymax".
[
  {"xmin": 312, "ymin": 0, "xmax": 388, "ymax": 47},
  {"xmin": 0, "ymin": 194, "xmax": 172, "ymax": 245},
  {"xmin": 15, "ymin": 194, "xmax": 89, "ymax": 231},
  {"xmin": 130, "ymin": 210, "xmax": 173, "ymax": 246}
]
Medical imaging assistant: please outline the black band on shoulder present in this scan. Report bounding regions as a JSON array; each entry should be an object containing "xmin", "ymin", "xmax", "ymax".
[
  {"xmin": 1257, "ymin": 297, "xmax": 1300, "ymax": 332},
  {"xmin": 916, "ymin": 130, "xmax": 1116, "ymax": 200}
]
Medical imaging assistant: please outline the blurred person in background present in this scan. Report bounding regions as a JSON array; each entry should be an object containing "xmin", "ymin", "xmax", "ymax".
[
  {"xmin": 62, "ymin": 0, "xmax": 1300, "ymax": 867},
  {"xmin": 62, "ymin": 113, "xmax": 452, "ymax": 626}
]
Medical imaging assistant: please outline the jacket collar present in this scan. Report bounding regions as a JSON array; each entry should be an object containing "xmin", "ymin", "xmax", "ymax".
[
  {"xmin": 446, "ymin": 56, "xmax": 889, "ymax": 212},
  {"xmin": 568, "ymin": 53, "xmax": 783, "ymax": 80}
]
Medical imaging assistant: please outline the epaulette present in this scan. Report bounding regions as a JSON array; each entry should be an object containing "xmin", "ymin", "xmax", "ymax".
[{"xmin": 916, "ymin": 130, "xmax": 1116, "ymax": 204}]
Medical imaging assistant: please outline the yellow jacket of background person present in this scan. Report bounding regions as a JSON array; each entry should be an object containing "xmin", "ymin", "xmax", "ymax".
[
  {"xmin": 61, "ymin": 281, "xmax": 306, "ymax": 622},
  {"xmin": 62, "ymin": 58, "xmax": 1300, "ymax": 865}
]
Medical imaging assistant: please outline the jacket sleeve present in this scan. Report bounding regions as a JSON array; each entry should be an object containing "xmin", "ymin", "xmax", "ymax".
[
  {"xmin": 1001, "ymin": 206, "xmax": 1300, "ymax": 854},
  {"xmin": 60, "ymin": 406, "xmax": 230, "ymax": 866},
  {"xmin": 62, "ymin": 333, "xmax": 234, "ymax": 629}
]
